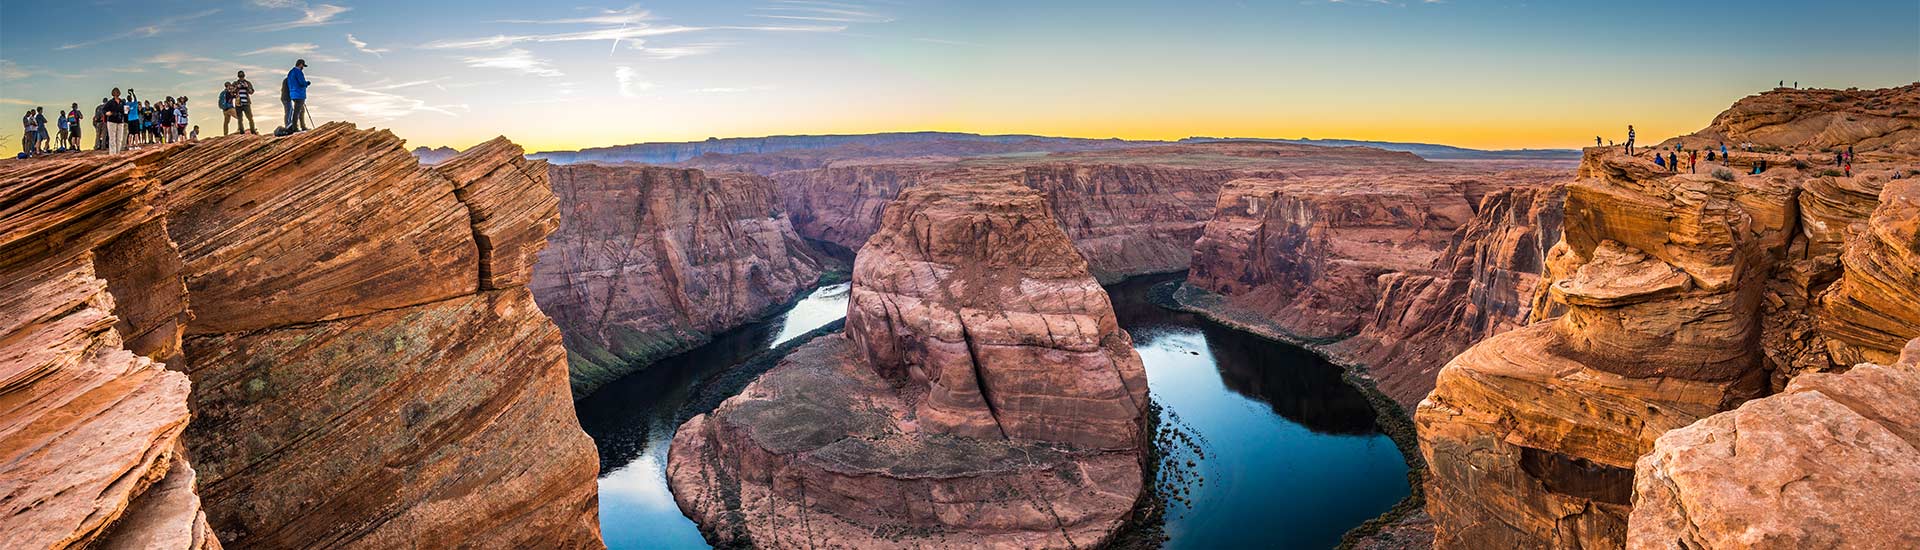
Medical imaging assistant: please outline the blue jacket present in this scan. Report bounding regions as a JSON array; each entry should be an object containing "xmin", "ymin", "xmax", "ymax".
[{"xmin": 288, "ymin": 67, "xmax": 310, "ymax": 100}]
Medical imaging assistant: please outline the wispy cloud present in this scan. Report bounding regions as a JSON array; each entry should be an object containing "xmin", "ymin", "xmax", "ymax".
[
  {"xmin": 643, "ymin": 43, "xmax": 731, "ymax": 60},
  {"xmin": 241, "ymin": 43, "xmax": 343, "ymax": 64},
  {"xmin": 250, "ymin": 1, "xmax": 350, "ymax": 32},
  {"xmin": 613, "ymin": 66, "xmax": 656, "ymax": 97},
  {"xmin": 752, "ymin": 1, "xmax": 895, "ymax": 23},
  {"xmin": 314, "ymin": 79, "xmax": 463, "ymax": 121},
  {"xmin": 499, "ymin": 5, "xmax": 656, "ymax": 26},
  {"xmin": 346, "ymin": 34, "xmax": 389, "ymax": 57},
  {"xmin": 57, "ymin": 9, "xmax": 221, "ymax": 50},
  {"xmin": 0, "ymin": 60, "xmax": 31, "ymax": 80},
  {"xmin": 425, "ymin": 4, "xmax": 847, "ymax": 54},
  {"xmin": 461, "ymin": 49, "xmax": 563, "ymax": 77}
]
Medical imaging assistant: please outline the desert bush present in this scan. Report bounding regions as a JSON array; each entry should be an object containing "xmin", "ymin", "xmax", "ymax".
[{"xmin": 1712, "ymin": 168, "xmax": 1737, "ymax": 182}]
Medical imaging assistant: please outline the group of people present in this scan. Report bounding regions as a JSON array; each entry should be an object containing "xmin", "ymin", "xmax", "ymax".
[
  {"xmin": 18, "ymin": 106, "xmax": 86, "ymax": 155},
  {"xmin": 15, "ymin": 59, "xmax": 314, "ymax": 158}
]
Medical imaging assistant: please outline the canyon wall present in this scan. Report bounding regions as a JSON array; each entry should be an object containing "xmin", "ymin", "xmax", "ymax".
[
  {"xmin": 531, "ymin": 164, "xmax": 825, "ymax": 395},
  {"xmin": 1, "ymin": 124, "xmax": 605, "ymax": 549},
  {"xmin": 669, "ymin": 178, "xmax": 1150, "ymax": 548},
  {"xmin": 1178, "ymin": 169, "xmax": 1565, "ymax": 407},
  {"xmin": 1419, "ymin": 85, "xmax": 1920, "ymax": 550},
  {"xmin": 777, "ymin": 142, "xmax": 1434, "ymax": 282},
  {"xmin": 1, "ymin": 153, "xmax": 217, "ymax": 549}
]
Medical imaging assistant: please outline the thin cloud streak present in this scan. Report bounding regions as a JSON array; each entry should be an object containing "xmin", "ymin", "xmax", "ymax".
[
  {"xmin": 460, "ymin": 49, "xmax": 564, "ymax": 77},
  {"xmin": 57, "ymin": 9, "xmax": 221, "ymax": 51},
  {"xmin": 250, "ymin": 2, "xmax": 351, "ymax": 32},
  {"xmin": 347, "ymin": 34, "xmax": 390, "ymax": 56}
]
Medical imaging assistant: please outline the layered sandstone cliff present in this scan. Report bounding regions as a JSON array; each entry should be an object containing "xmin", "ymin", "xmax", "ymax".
[
  {"xmin": 1630, "ymin": 338, "xmax": 1920, "ymax": 550},
  {"xmin": 668, "ymin": 178, "xmax": 1150, "ymax": 548},
  {"xmin": 778, "ymin": 142, "xmax": 1433, "ymax": 282},
  {"xmin": 1, "ymin": 153, "xmax": 217, "ymax": 549},
  {"xmin": 532, "ymin": 164, "xmax": 825, "ymax": 395},
  {"xmin": 1178, "ymin": 168, "xmax": 1565, "ymax": 407},
  {"xmin": 1, "ymin": 124, "xmax": 604, "ymax": 549},
  {"xmin": 1419, "ymin": 84, "xmax": 1920, "ymax": 550}
]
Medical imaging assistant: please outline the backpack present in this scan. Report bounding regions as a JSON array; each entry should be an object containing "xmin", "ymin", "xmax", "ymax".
[{"xmin": 219, "ymin": 91, "xmax": 233, "ymax": 110}]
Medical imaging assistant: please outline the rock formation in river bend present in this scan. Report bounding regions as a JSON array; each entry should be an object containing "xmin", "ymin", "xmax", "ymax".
[
  {"xmin": 778, "ymin": 142, "xmax": 1436, "ymax": 281},
  {"xmin": 668, "ymin": 178, "xmax": 1150, "ymax": 548},
  {"xmin": 1, "ymin": 123, "xmax": 604, "ymax": 549},
  {"xmin": 1178, "ymin": 168, "xmax": 1565, "ymax": 407},
  {"xmin": 531, "ymin": 164, "xmax": 825, "ymax": 395},
  {"xmin": 1419, "ymin": 85, "xmax": 1920, "ymax": 550}
]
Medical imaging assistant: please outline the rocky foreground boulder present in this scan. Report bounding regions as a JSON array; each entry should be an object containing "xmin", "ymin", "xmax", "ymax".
[
  {"xmin": 531, "ymin": 164, "xmax": 825, "ymax": 395},
  {"xmin": 0, "ymin": 124, "xmax": 603, "ymax": 549},
  {"xmin": 668, "ymin": 178, "xmax": 1150, "ymax": 548},
  {"xmin": 1419, "ymin": 84, "xmax": 1920, "ymax": 550},
  {"xmin": 1, "ymin": 148, "xmax": 216, "ymax": 549}
]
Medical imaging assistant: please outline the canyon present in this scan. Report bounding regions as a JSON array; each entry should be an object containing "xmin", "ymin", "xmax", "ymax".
[
  {"xmin": 0, "ymin": 124, "xmax": 601, "ymax": 549},
  {"xmin": 3, "ymin": 83, "xmax": 1913, "ymax": 550},
  {"xmin": 667, "ymin": 178, "xmax": 1152, "ymax": 548},
  {"xmin": 531, "ymin": 164, "xmax": 828, "ymax": 395},
  {"xmin": 1417, "ymin": 85, "xmax": 1920, "ymax": 549}
]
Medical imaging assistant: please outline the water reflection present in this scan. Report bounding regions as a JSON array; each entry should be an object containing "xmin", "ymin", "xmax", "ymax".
[
  {"xmin": 575, "ymin": 283, "xmax": 849, "ymax": 550},
  {"xmin": 579, "ymin": 275, "xmax": 1408, "ymax": 550},
  {"xmin": 1105, "ymin": 274, "xmax": 1408, "ymax": 550}
]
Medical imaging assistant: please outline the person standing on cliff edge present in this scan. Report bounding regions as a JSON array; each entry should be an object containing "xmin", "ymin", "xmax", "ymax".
[
  {"xmin": 104, "ymin": 89, "xmax": 128, "ymax": 154},
  {"xmin": 1626, "ymin": 125, "xmax": 1636, "ymax": 155},
  {"xmin": 285, "ymin": 59, "xmax": 311, "ymax": 133},
  {"xmin": 232, "ymin": 71, "xmax": 256, "ymax": 134}
]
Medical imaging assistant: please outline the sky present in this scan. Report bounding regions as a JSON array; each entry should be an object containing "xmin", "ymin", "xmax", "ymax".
[{"xmin": 2, "ymin": 0, "xmax": 1917, "ymax": 156}]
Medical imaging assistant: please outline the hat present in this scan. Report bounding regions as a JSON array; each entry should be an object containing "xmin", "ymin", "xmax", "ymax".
[{"xmin": 295, "ymin": 59, "xmax": 307, "ymax": 67}]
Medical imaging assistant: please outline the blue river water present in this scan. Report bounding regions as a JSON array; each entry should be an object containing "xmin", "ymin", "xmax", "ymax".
[{"xmin": 575, "ymin": 274, "xmax": 1410, "ymax": 549}]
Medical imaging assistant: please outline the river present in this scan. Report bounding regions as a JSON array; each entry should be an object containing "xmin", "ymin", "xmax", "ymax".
[{"xmin": 576, "ymin": 274, "xmax": 1410, "ymax": 549}]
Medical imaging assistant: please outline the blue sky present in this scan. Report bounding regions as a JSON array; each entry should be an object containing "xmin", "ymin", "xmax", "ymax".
[{"xmin": 3, "ymin": 0, "xmax": 1916, "ymax": 155}]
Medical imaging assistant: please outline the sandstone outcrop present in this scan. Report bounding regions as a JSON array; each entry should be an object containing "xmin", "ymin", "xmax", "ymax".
[
  {"xmin": 1629, "ymin": 338, "xmax": 1920, "ymax": 550},
  {"xmin": 778, "ymin": 142, "xmax": 1435, "ymax": 281},
  {"xmin": 0, "ymin": 154, "xmax": 216, "ymax": 549},
  {"xmin": 669, "ymin": 179, "xmax": 1150, "ymax": 548},
  {"xmin": 1421, "ymin": 85, "xmax": 1920, "ymax": 550},
  {"xmin": 2, "ymin": 124, "xmax": 604, "ymax": 549},
  {"xmin": 531, "ymin": 164, "xmax": 825, "ymax": 395},
  {"xmin": 1179, "ymin": 168, "xmax": 1565, "ymax": 407}
]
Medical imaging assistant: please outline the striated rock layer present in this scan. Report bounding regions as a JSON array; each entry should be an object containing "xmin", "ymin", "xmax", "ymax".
[
  {"xmin": 777, "ymin": 142, "xmax": 1436, "ymax": 282},
  {"xmin": 1179, "ymin": 167, "xmax": 1566, "ymax": 408},
  {"xmin": 669, "ymin": 179, "xmax": 1150, "ymax": 548},
  {"xmin": 1, "ymin": 123, "xmax": 605, "ymax": 549},
  {"xmin": 0, "ymin": 154, "xmax": 217, "ymax": 549},
  {"xmin": 1420, "ymin": 84, "xmax": 1920, "ymax": 550},
  {"xmin": 1630, "ymin": 338, "xmax": 1920, "ymax": 550},
  {"xmin": 531, "ymin": 164, "xmax": 825, "ymax": 395}
]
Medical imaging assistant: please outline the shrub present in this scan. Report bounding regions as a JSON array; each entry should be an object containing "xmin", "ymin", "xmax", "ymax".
[
  {"xmin": 1821, "ymin": 169, "xmax": 1844, "ymax": 177},
  {"xmin": 1712, "ymin": 168, "xmax": 1737, "ymax": 182}
]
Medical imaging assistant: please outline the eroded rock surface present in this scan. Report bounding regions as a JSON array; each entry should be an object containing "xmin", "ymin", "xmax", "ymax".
[
  {"xmin": 531, "ymin": 164, "xmax": 825, "ymax": 394},
  {"xmin": 2, "ymin": 124, "xmax": 604, "ymax": 549},
  {"xmin": 1421, "ymin": 84, "xmax": 1920, "ymax": 550},
  {"xmin": 0, "ymin": 154, "xmax": 216, "ymax": 549},
  {"xmin": 669, "ymin": 179, "xmax": 1149, "ymax": 548},
  {"xmin": 778, "ymin": 142, "xmax": 1435, "ymax": 282},
  {"xmin": 1180, "ymin": 167, "xmax": 1565, "ymax": 407},
  {"xmin": 1630, "ymin": 340, "xmax": 1920, "ymax": 550}
]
